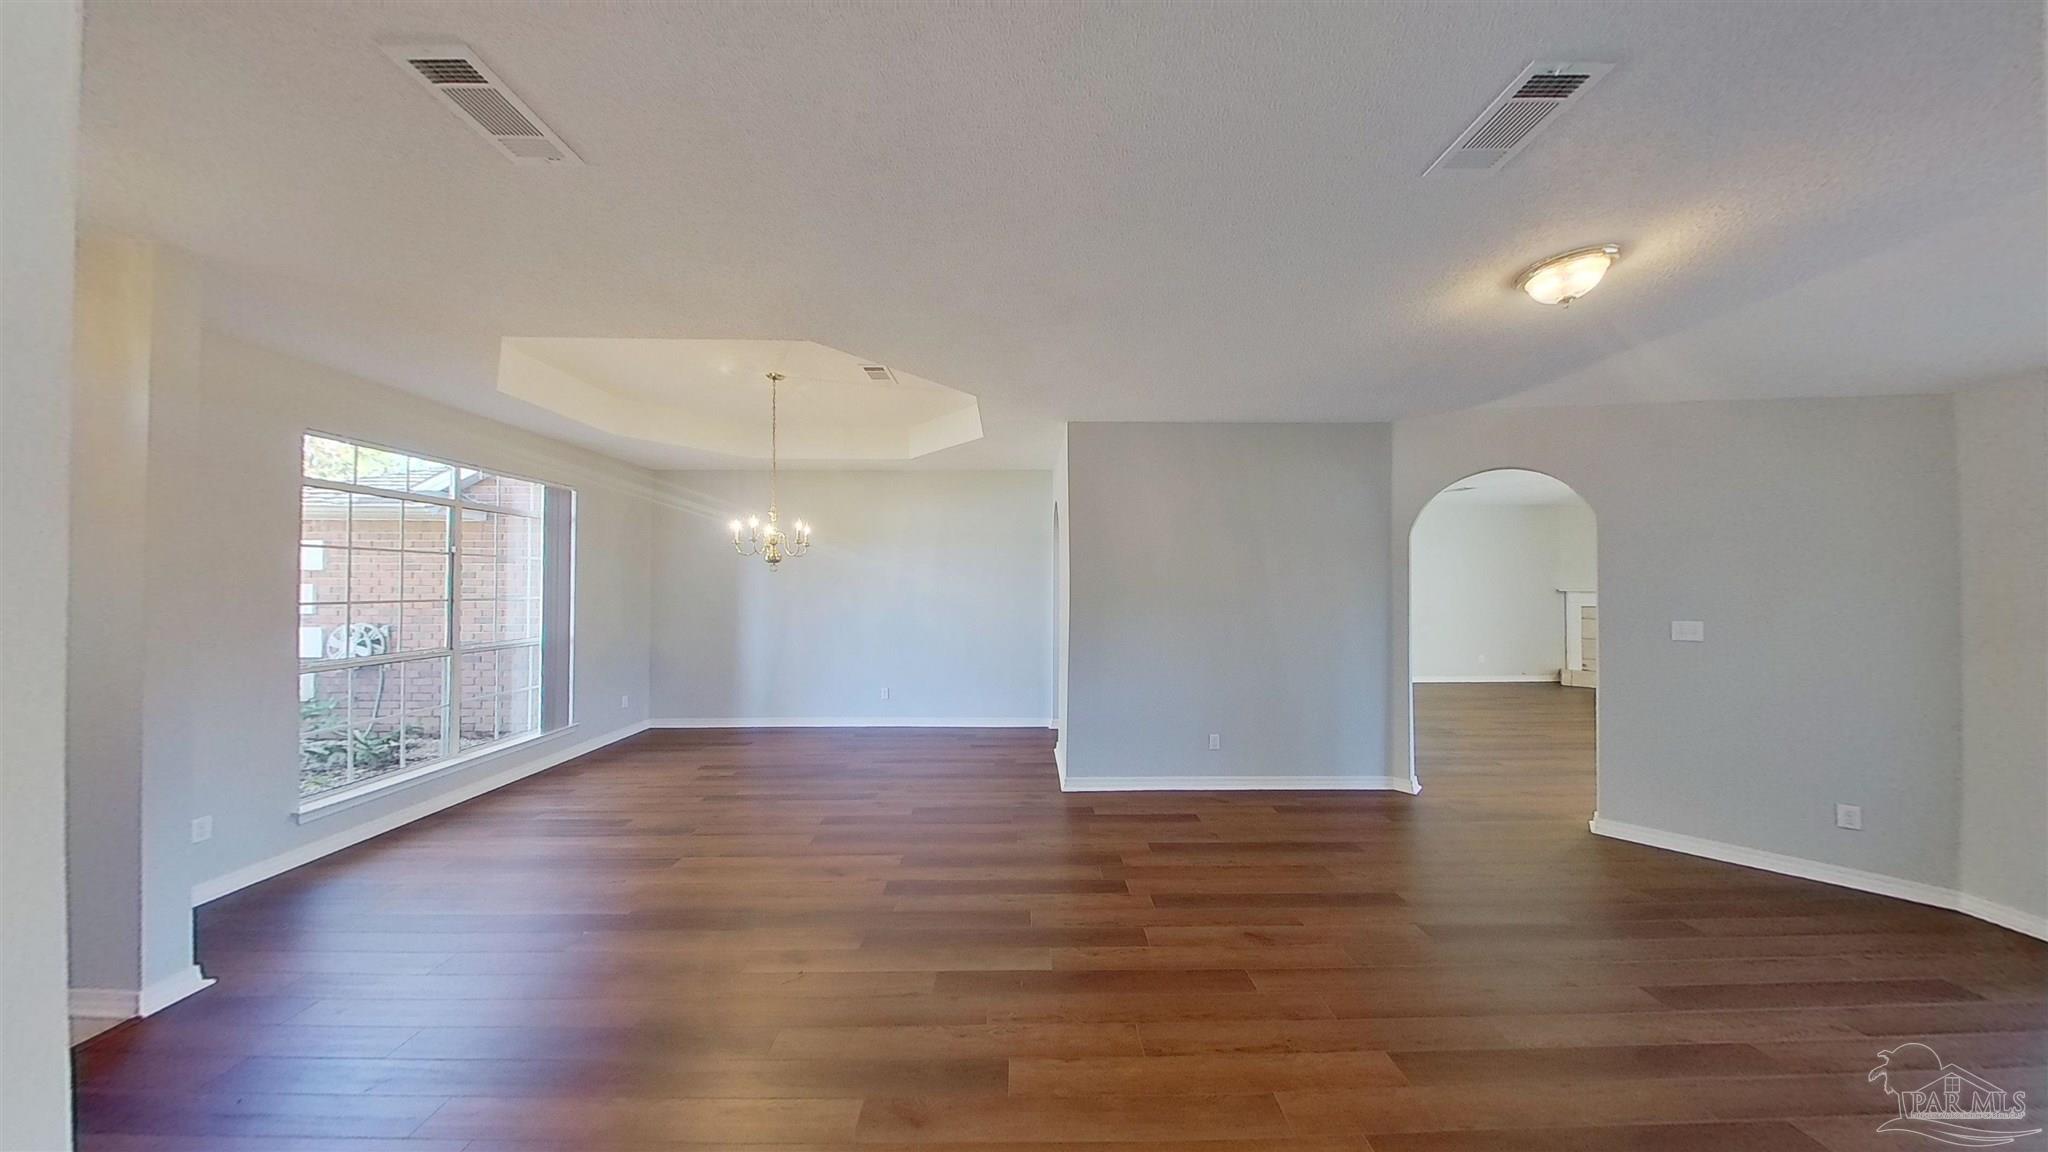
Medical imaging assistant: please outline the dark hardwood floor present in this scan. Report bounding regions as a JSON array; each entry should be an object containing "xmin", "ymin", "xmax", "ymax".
[{"xmin": 73, "ymin": 684, "xmax": 2046, "ymax": 1150}]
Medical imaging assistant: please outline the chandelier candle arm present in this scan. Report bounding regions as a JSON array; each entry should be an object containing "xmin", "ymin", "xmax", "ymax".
[{"xmin": 727, "ymin": 372, "xmax": 812, "ymax": 567}]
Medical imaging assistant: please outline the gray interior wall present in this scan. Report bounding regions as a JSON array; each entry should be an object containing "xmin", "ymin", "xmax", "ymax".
[
  {"xmin": 650, "ymin": 469, "xmax": 1054, "ymax": 722},
  {"xmin": 136, "ymin": 242, "xmax": 206, "ymax": 992},
  {"xmin": 1955, "ymin": 375, "xmax": 2048, "ymax": 923},
  {"xmin": 1409, "ymin": 501, "xmax": 1593, "ymax": 680},
  {"xmin": 64, "ymin": 237, "xmax": 213, "ymax": 997},
  {"xmin": 1550, "ymin": 503, "xmax": 1598, "ymax": 592},
  {"xmin": 1054, "ymin": 430, "xmax": 1070, "ymax": 772},
  {"xmin": 0, "ymin": 0, "xmax": 81, "ymax": 1144},
  {"xmin": 66, "ymin": 236, "xmax": 152, "ymax": 993},
  {"xmin": 162, "ymin": 335, "xmax": 658, "ymax": 898},
  {"xmin": 1064, "ymin": 423, "xmax": 1393, "ymax": 784},
  {"xmin": 1391, "ymin": 396, "xmax": 1963, "ymax": 890}
]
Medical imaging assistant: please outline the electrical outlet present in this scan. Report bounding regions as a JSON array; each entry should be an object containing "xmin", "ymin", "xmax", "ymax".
[
  {"xmin": 619, "ymin": 694, "xmax": 630, "ymax": 710},
  {"xmin": 1208, "ymin": 733, "xmax": 1221, "ymax": 751},
  {"xmin": 881, "ymin": 687, "xmax": 891, "ymax": 701},
  {"xmin": 1835, "ymin": 803, "xmax": 1863, "ymax": 831},
  {"xmin": 1671, "ymin": 620, "xmax": 1705, "ymax": 642},
  {"xmin": 189, "ymin": 816, "xmax": 212, "ymax": 844}
]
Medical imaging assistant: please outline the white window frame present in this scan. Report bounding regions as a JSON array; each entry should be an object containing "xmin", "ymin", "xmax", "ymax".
[{"xmin": 296, "ymin": 432, "xmax": 564, "ymax": 817}]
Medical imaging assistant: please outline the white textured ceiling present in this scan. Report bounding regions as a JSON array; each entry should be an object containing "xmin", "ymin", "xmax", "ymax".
[
  {"xmin": 499, "ymin": 338, "xmax": 983, "ymax": 463},
  {"xmin": 78, "ymin": 1, "xmax": 2047, "ymax": 469}
]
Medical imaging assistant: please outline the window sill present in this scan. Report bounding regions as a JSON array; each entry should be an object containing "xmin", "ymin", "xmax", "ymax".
[{"xmin": 293, "ymin": 726, "xmax": 575, "ymax": 824}]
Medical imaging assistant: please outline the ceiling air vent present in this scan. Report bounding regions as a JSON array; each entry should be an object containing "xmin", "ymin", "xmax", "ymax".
[
  {"xmin": 408, "ymin": 58, "xmax": 486, "ymax": 85},
  {"xmin": 381, "ymin": 43, "xmax": 583, "ymax": 167},
  {"xmin": 1424, "ymin": 61, "xmax": 1610, "ymax": 176},
  {"xmin": 860, "ymin": 365, "xmax": 895, "ymax": 382}
]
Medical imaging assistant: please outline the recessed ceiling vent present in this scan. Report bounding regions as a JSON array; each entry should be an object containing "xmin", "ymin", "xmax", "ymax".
[
  {"xmin": 381, "ymin": 43, "xmax": 582, "ymax": 167},
  {"xmin": 860, "ymin": 365, "xmax": 895, "ymax": 382},
  {"xmin": 1424, "ymin": 61, "xmax": 1611, "ymax": 176}
]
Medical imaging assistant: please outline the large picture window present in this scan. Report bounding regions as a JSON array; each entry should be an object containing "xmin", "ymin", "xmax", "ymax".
[{"xmin": 298, "ymin": 433, "xmax": 566, "ymax": 806}]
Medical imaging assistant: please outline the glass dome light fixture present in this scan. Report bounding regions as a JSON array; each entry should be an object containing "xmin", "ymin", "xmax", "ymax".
[
  {"xmin": 1518, "ymin": 244, "xmax": 1621, "ymax": 306},
  {"xmin": 728, "ymin": 372, "xmax": 811, "ymax": 568}
]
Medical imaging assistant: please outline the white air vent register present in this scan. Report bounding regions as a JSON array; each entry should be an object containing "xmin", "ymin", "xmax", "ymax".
[
  {"xmin": 1425, "ymin": 61, "xmax": 1611, "ymax": 176},
  {"xmin": 381, "ymin": 43, "xmax": 583, "ymax": 167}
]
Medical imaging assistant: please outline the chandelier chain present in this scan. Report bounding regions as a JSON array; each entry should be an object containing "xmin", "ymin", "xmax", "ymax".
[{"xmin": 727, "ymin": 370, "xmax": 810, "ymax": 566}]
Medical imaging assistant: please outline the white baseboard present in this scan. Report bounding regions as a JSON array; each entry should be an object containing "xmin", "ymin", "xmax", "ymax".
[
  {"xmin": 192, "ymin": 719, "xmax": 652, "ymax": 906},
  {"xmin": 70, "ymin": 1015, "xmax": 124, "ymax": 1045},
  {"xmin": 1590, "ymin": 817, "xmax": 2047, "ymax": 942},
  {"xmin": 1062, "ymin": 774, "xmax": 1420, "ymax": 794},
  {"xmin": 69, "ymin": 987, "xmax": 137, "ymax": 1021},
  {"xmin": 140, "ymin": 965, "xmax": 213, "ymax": 1015},
  {"xmin": 1413, "ymin": 674, "xmax": 1561, "ymax": 684},
  {"xmin": 70, "ymin": 964, "xmax": 214, "ymax": 1025},
  {"xmin": 649, "ymin": 717, "xmax": 1058, "ymax": 729},
  {"xmin": 1054, "ymin": 739, "xmax": 1067, "ymax": 784},
  {"xmin": 1958, "ymin": 894, "xmax": 2048, "ymax": 941}
]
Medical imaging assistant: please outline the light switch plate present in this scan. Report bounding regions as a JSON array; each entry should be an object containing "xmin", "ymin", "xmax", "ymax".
[
  {"xmin": 1835, "ymin": 803, "xmax": 1863, "ymax": 831},
  {"xmin": 1671, "ymin": 620, "xmax": 1705, "ymax": 642},
  {"xmin": 190, "ymin": 816, "xmax": 212, "ymax": 843}
]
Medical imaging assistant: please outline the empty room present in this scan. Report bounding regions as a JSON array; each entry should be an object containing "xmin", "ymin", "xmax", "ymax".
[{"xmin": 3, "ymin": 2, "xmax": 2045, "ymax": 1150}]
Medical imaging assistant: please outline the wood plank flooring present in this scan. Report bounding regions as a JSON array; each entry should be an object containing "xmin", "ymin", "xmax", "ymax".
[{"xmin": 73, "ymin": 685, "xmax": 2047, "ymax": 1150}]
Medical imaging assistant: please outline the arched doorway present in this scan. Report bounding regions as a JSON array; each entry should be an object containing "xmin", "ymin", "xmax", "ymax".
[{"xmin": 1407, "ymin": 469, "xmax": 1597, "ymax": 818}]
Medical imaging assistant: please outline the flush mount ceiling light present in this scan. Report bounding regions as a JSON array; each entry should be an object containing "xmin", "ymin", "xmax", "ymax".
[{"xmin": 1518, "ymin": 244, "xmax": 1621, "ymax": 306}]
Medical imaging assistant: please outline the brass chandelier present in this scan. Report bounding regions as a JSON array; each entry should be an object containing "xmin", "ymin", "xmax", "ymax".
[{"xmin": 728, "ymin": 372, "xmax": 811, "ymax": 567}]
